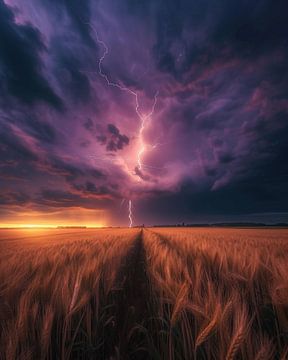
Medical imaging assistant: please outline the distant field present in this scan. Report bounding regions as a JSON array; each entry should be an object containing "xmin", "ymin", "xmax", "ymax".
[{"xmin": 0, "ymin": 228, "xmax": 287, "ymax": 359}]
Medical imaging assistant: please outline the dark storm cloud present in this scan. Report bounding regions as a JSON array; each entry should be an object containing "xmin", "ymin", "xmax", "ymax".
[
  {"xmin": 204, "ymin": 167, "xmax": 218, "ymax": 177},
  {"xmin": 45, "ymin": 157, "xmax": 84, "ymax": 181},
  {"xmin": 212, "ymin": 0, "xmax": 288, "ymax": 56},
  {"xmin": 0, "ymin": 191, "xmax": 30, "ymax": 205},
  {"xmin": 93, "ymin": 124, "xmax": 130, "ymax": 152},
  {"xmin": 59, "ymin": 57, "xmax": 91, "ymax": 103},
  {"xmin": 0, "ymin": 0, "xmax": 63, "ymax": 108},
  {"xmin": 0, "ymin": 124, "xmax": 38, "ymax": 164},
  {"xmin": 51, "ymin": 39, "xmax": 92, "ymax": 103},
  {"xmin": 39, "ymin": 187, "xmax": 111, "ymax": 209},
  {"xmin": 217, "ymin": 152, "xmax": 235, "ymax": 165},
  {"xmin": 107, "ymin": 124, "xmax": 120, "ymax": 136},
  {"xmin": 138, "ymin": 166, "xmax": 288, "ymax": 225},
  {"xmin": 149, "ymin": 0, "xmax": 288, "ymax": 78},
  {"xmin": 61, "ymin": 0, "xmax": 94, "ymax": 46},
  {"xmin": 42, "ymin": 0, "xmax": 94, "ymax": 47},
  {"xmin": 44, "ymin": 157, "xmax": 105, "ymax": 183},
  {"xmin": 106, "ymin": 124, "xmax": 129, "ymax": 151},
  {"xmin": 72, "ymin": 181, "xmax": 111, "ymax": 198},
  {"xmin": 1, "ymin": 0, "xmax": 288, "ymax": 224},
  {"xmin": 83, "ymin": 118, "xmax": 94, "ymax": 132},
  {"xmin": 40, "ymin": 189, "xmax": 87, "ymax": 208},
  {"xmin": 23, "ymin": 117, "xmax": 57, "ymax": 144},
  {"xmin": 134, "ymin": 166, "xmax": 150, "ymax": 182}
]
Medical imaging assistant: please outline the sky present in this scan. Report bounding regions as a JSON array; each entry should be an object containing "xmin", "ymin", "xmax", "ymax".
[{"xmin": 0, "ymin": 0, "xmax": 288, "ymax": 227}]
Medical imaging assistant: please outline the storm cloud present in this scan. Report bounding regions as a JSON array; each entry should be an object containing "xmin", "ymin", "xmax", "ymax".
[{"xmin": 0, "ymin": 0, "xmax": 288, "ymax": 225}]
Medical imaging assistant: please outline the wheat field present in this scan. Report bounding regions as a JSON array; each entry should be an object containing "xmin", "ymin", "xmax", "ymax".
[{"xmin": 0, "ymin": 227, "xmax": 287, "ymax": 359}]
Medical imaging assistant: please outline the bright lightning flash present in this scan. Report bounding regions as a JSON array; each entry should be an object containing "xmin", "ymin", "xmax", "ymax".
[
  {"xmin": 87, "ymin": 23, "xmax": 158, "ymax": 227},
  {"xmin": 128, "ymin": 200, "xmax": 133, "ymax": 228},
  {"xmin": 137, "ymin": 92, "xmax": 158, "ymax": 172}
]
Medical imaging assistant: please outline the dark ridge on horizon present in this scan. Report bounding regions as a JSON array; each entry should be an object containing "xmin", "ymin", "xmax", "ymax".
[{"xmin": 151, "ymin": 222, "xmax": 288, "ymax": 228}]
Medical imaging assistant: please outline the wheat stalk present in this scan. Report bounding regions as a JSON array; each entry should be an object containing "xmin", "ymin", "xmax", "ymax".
[{"xmin": 195, "ymin": 302, "xmax": 221, "ymax": 348}]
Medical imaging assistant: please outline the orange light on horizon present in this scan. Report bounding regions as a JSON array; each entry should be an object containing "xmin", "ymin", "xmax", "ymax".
[
  {"xmin": 0, "ymin": 207, "xmax": 109, "ymax": 229},
  {"xmin": 0, "ymin": 222, "xmax": 106, "ymax": 229}
]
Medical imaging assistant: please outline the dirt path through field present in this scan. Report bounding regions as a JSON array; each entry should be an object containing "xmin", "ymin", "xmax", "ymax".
[{"xmin": 103, "ymin": 229, "xmax": 153, "ymax": 359}]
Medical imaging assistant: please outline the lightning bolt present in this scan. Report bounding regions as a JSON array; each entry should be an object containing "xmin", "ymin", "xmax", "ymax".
[
  {"xmin": 128, "ymin": 200, "xmax": 133, "ymax": 228},
  {"xmin": 137, "ymin": 91, "xmax": 158, "ymax": 171},
  {"xmin": 86, "ymin": 22, "xmax": 158, "ymax": 227}
]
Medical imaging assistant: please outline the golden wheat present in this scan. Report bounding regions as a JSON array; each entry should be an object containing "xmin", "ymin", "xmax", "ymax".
[{"xmin": 0, "ymin": 227, "xmax": 287, "ymax": 359}]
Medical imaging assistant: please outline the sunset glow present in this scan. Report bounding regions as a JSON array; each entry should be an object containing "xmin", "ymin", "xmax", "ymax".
[
  {"xmin": 0, "ymin": 223, "xmax": 105, "ymax": 229},
  {"xmin": 0, "ymin": 207, "xmax": 107, "ymax": 228}
]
